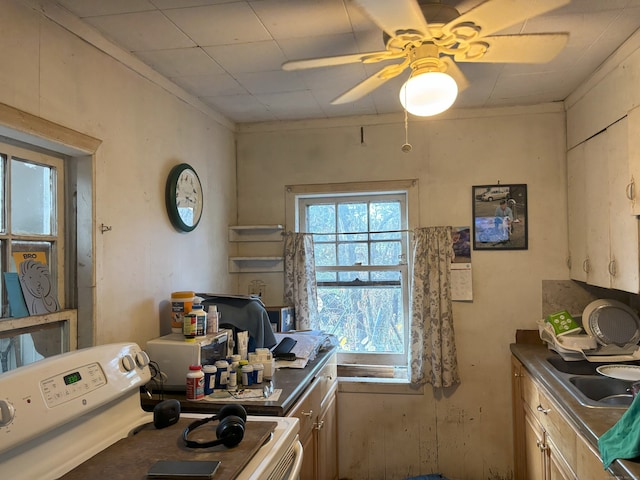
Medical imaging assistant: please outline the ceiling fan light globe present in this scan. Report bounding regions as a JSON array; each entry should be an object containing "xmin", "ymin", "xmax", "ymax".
[{"xmin": 399, "ymin": 72, "xmax": 458, "ymax": 116}]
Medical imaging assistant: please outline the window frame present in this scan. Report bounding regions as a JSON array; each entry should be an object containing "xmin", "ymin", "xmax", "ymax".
[{"xmin": 286, "ymin": 180, "xmax": 419, "ymax": 370}]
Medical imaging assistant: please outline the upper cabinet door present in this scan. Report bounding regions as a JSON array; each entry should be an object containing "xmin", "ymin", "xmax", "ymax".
[
  {"xmin": 584, "ymin": 129, "xmax": 611, "ymax": 289},
  {"xmin": 628, "ymin": 106, "xmax": 640, "ymax": 216},
  {"xmin": 609, "ymin": 117, "xmax": 640, "ymax": 292},
  {"xmin": 567, "ymin": 142, "xmax": 588, "ymax": 283}
]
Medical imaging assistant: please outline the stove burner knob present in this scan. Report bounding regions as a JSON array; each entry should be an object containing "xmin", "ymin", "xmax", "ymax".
[
  {"xmin": 0, "ymin": 399, "xmax": 15, "ymax": 427},
  {"xmin": 135, "ymin": 351, "xmax": 150, "ymax": 368},
  {"xmin": 121, "ymin": 354, "xmax": 136, "ymax": 372}
]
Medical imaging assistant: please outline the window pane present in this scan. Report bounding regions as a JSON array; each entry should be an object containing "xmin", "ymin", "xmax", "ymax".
[
  {"xmin": 338, "ymin": 242, "xmax": 369, "ymax": 266},
  {"xmin": 317, "ymin": 285, "xmax": 404, "ymax": 353},
  {"xmin": 338, "ymin": 203, "xmax": 367, "ymax": 241},
  {"xmin": 371, "ymin": 241, "xmax": 401, "ymax": 265},
  {"xmin": 307, "ymin": 204, "xmax": 335, "ymax": 234},
  {"xmin": 370, "ymin": 201, "xmax": 401, "ymax": 237},
  {"xmin": 11, "ymin": 158, "xmax": 55, "ymax": 235},
  {"xmin": 0, "ymin": 322, "xmax": 65, "ymax": 373},
  {"xmin": 11, "ymin": 241, "xmax": 54, "ymax": 273},
  {"xmin": 336, "ymin": 270, "xmax": 369, "ymax": 282}
]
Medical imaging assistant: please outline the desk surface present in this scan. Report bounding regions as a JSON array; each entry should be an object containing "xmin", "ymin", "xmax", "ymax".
[{"xmin": 142, "ymin": 346, "xmax": 336, "ymax": 416}]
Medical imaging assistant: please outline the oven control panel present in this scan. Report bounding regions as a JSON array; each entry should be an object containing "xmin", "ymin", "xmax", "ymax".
[
  {"xmin": 40, "ymin": 362, "xmax": 107, "ymax": 408},
  {"xmin": 0, "ymin": 343, "xmax": 151, "ymax": 456}
]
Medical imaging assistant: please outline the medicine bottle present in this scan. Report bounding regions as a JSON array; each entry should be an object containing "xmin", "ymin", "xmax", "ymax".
[
  {"xmin": 191, "ymin": 304, "xmax": 207, "ymax": 337},
  {"xmin": 186, "ymin": 365, "xmax": 204, "ymax": 400},
  {"xmin": 202, "ymin": 365, "xmax": 217, "ymax": 395},
  {"xmin": 171, "ymin": 291, "xmax": 195, "ymax": 333}
]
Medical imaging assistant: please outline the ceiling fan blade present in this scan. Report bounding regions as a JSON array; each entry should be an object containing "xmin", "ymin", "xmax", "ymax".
[
  {"xmin": 456, "ymin": 33, "xmax": 569, "ymax": 63},
  {"xmin": 330, "ymin": 63, "xmax": 409, "ymax": 105},
  {"xmin": 442, "ymin": 58, "xmax": 469, "ymax": 92},
  {"xmin": 282, "ymin": 50, "xmax": 397, "ymax": 71},
  {"xmin": 353, "ymin": 0, "xmax": 430, "ymax": 39},
  {"xmin": 446, "ymin": 0, "xmax": 570, "ymax": 38}
]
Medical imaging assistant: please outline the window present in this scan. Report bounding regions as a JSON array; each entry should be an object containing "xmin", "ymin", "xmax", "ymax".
[
  {"xmin": 0, "ymin": 139, "xmax": 70, "ymax": 372},
  {"xmin": 294, "ymin": 182, "xmax": 414, "ymax": 371}
]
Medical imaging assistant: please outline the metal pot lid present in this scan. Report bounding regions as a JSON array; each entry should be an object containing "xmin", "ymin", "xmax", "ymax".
[{"xmin": 582, "ymin": 299, "xmax": 640, "ymax": 347}]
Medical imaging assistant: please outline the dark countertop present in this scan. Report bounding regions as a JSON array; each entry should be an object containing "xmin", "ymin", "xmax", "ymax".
[
  {"xmin": 141, "ymin": 346, "xmax": 336, "ymax": 416},
  {"xmin": 511, "ymin": 343, "xmax": 640, "ymax": 479}
]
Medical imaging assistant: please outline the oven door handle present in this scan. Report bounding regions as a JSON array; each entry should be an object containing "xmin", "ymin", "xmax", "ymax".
[{"xmin": 287, "ymin": 440, "xmax": 304, "ymax": 480}]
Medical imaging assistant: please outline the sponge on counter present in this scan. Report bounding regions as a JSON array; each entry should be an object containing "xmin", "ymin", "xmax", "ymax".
[{"xmin": 546, "ymin": 310, "xmax": 582, "ymax": 336}]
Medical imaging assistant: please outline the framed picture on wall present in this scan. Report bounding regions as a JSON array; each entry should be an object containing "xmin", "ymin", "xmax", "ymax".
[{"xmin": 472, "ymin": 184, "xmax": 528, "ymax": 250}]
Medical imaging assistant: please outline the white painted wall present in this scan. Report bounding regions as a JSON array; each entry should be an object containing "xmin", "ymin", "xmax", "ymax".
[
  {"xmin": 0, "ymin": 1, "xmax": 237, "ymax": 347},
  {"xmin": 236, "ymin": 104, "xmax": 570, "ymax": 479}
]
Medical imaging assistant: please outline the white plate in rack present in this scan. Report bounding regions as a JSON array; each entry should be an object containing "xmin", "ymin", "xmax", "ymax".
[{"xmin": 596, "ymin": 364, "xmax": 640, "ymax": 381}]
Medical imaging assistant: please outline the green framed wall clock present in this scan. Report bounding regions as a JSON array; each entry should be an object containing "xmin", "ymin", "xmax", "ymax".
[{"xmin": 165, "ymin": 163, "xmax": 203, "ymax": 232}]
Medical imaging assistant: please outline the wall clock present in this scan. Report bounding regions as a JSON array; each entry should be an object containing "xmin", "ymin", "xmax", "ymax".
[{"xmin": 165, "ymin": 163, "xmax": 203, "ymax": 232}]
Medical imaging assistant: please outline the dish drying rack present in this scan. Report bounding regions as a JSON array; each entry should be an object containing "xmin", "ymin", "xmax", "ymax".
[{"xmin": 538, "ymin": 320, "xmax": 640, "ymax": 362}]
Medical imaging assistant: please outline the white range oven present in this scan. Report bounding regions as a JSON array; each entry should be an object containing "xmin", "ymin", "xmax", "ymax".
[{"xmin": 0, "ymin": 342, "xmax": 301, "ymax": 479}]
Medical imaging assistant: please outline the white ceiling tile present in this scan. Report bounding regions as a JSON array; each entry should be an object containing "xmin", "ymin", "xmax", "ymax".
[
  {"xmin": 136, "ymin": 47, "xmax": 225, "ymax": 77},
  {"xmin": 255, "ymin": 90, "xmax": 324, "ymax": 119},
  {"xmin": 277, "ymin": 33, "xmax": 361, "ymax": 62},
  {"xmin": 203, "ymin": 41, "xmax": 287, "ymax": 74},
  {"xmin": 85, "ymin": 11, "xmax": 195, "ymax": 51},
  {"xmin": 150, "ymin": 0, "xmax": 237, "ymax": 9},
  {"xmin": 235, "ymin": 70, "xmax": 308, "ymax": 95},
  {"xmin": 171, "ymin": 73, "xmax": 246, "ymax": 96},
  {"xmin": 57, "ymin": 0, "xmax": 155, "ymax": 17},
  {"xmin": 163, "ymin": 3, "xmax": 272, "ymax": 46},
  {"xmin": 50, "ymin": 0, "xmax": 640, "ymax": 123},
  {"xmin": 201, "ymin": 94, "xmax": 277, "ymax": 122},
  {"xmin": 250, "ymin": 0, "xmax": 352, "ymax": 40}
]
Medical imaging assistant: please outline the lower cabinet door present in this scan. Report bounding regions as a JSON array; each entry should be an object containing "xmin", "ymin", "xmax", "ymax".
[
  {"xmin": 300, "ymin": 428, "xmax": 317, "ymax": 480},
  {"xmin": 524, "ymin": 410, "xmax": 546, "ymax": 480},
  {"xmin": 317, "ymin": 392, "xmax": 338, "ymax": 480}
]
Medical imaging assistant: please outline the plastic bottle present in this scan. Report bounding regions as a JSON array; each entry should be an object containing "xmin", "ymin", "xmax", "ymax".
[
  {"xmin": 241, "ymin": 363, "xmax": 254, "ymax": 387},
  {"xmin": 202, "ymin": 364, "xmax": 217, "ymax": 395},
  {"xmin": 253, "ymin": 363, "xmax": 264, "ymax": 384},
  {"xmin": 171, "ymin": 291, "xmax": 195, "ymax": 333},
  {"xmin": 186, "ymin": 365, "xmax": 204, "ymax": 400},
  {"xmin": 183, "ymin": 310, "xmax": 197, "ymax": 341},
  {"xmin": 191, "ymin": 304, "xmax": 207, "ymax": 337},
  {"xmin": 214, "ymin": 360, "xmax": 229, "ymax": 389},
  {"xmin": 227, "ymin": 366, "xmax": 237, "ymax": 391},
  {"xmin": 206, "ymin": 305, "xmax": 219, "ymax": 334}
]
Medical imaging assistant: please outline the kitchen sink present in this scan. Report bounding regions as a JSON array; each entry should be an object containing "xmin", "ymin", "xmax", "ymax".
[
  {"xmin": 543, "ymin": 355, "xmax": 638, "ymax": 408},
  {"xmin": 569, "ymin": 376, "xmax": 634, "ymax": 407},
  {"xmin": 546, "ymin": 356, "xmax": 602, "ymax": 375}
]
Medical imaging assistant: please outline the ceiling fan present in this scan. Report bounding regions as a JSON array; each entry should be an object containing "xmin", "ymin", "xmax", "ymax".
[{"xmin": 282, "ymin": 0, "xmax": 570, "ymax": 116}]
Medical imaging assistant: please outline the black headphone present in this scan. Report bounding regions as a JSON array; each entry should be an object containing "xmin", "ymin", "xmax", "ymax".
[{"xmin": 182, "ymin": 404, "xmax": 247, "ymax": 449}]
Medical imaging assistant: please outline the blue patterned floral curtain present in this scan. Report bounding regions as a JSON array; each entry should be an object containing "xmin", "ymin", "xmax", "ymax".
[
  {"xmin": 283, "ymin": 232, "xmax": 319, "ymax": 330},
  {"xmin": 410, "ymin": 226, "xmax": 460, "ymax": 387}
]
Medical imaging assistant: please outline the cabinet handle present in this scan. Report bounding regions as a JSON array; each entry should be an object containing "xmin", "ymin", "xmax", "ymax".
[
  {"xmin": 301, "ymin": 410, "xmax": 314, "ymax": 417},
  {"xmin": 315, "ymin": 420, "xmax": 324, "ymax": 430},
  {"xmin": 537, "ymin": 404, "xmax": 551, "ymax": 415},
  {"xmin": 609, "ymin": 259, "xmax": 617, "ymax": 276},
  {"xmin": 583, "ymin": 258, "xmax": 590, "ymax": 273},
  {"xmin": 627, "ymin": 178, "xmax": 635, "ymax": 201},
  {"xmin": 536, "ymin": 439, "xmax": 549, "ymax": 452}
]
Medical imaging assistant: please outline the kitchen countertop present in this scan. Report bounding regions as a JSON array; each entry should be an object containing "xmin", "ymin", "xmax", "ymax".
[
  {"xmin": 141, "ymin": 346, "xmax": 336, "ymax": 416},
  {"xmin": 511, "ymin": 343, "xmax": 640, "ymax": 479}
]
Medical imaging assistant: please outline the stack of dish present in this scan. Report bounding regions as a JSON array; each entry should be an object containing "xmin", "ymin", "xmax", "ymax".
[{"xmin": 539, "ymin": 299, "xmax": 640, "ymax": 362}]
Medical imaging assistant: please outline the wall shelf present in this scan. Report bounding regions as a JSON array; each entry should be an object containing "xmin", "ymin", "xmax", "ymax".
[
  {"xmin": 228, "ymin": 225, "xmax": 284, "ymax": 242},
  {"xmin": 228, "ymin": 256, "xmax": 284, "ymax": 273}
]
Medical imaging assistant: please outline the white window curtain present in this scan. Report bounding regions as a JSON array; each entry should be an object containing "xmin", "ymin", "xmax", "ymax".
[
  {"xmin": 410, "ymin": 226, "xmax": 460, "ymax": 387},
  {"xmin": 283, "ymin": 232, "xmax": 319, "ymax": 330}
]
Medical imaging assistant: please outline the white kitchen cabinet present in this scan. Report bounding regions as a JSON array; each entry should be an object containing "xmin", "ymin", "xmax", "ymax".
[
  {"xmin": 512, "ymin": 356, "xmax": 614, "ymax": 480},
  {"xmin": 626, "ymin": 106, "xmax": 640, "ymax": 216},
  {"xmin": 287, "ymin": 352, "xmax": 338, "ymax": 480},
  {"xmin": 566, "ymin": 116, "xmax": 640, "ymax": 292},
  {"xmin": 567, "ymin": 142, "xmax": 588, "ymax": 283}
]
